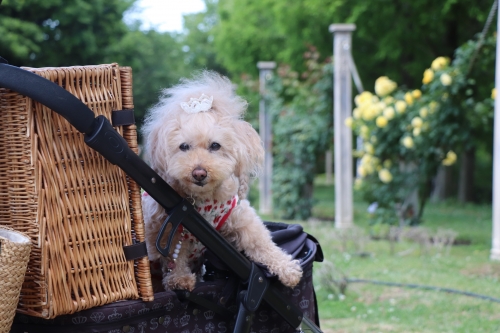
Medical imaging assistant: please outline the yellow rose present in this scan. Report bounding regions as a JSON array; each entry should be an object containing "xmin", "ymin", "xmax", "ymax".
[
  {"xmin": 355, "ymin": 91, "xmax": 374, "ymax": 106},
  {"xmin": 357, "ymin": 165, "xmax": 368, "ymax": 178},
  {"xmin": 442, "ymin": 151, "xmax": 457, "ymax": 166},
  {"xmin": 395, "ymin": 100, "xmax": 407, "ymax": 114},
  {"xmin": 383, "ymin": 107, "xmax": 395, "ymax": 120},
  {"xmin": 344, "ymin": 117, "xmax": 353, "ymax": 128},
  {"xmin": 411, "ymin": 117, "xmax": 423, "ymax": 128},
  {"xmin": 374, "ymin": 76, "xmax": 397, "ymax": 97},
  {"xmin": 376, "ymin": 116, "xmax": 389, "ymax": 128},
  {"xmin": 364, "ymin": 142, "xmax": 375, "ymax": 154},
  {"xmin": 353, "ymin": 108, "xmax": 361, "ymax": 119},
  {"xmin": 402, "ymin": 136, "xmax": 414, "ymax": 149},
  {"xmin": 378, "ymin": 168, "xmax": 393, "ymax": 183},
  {"xmin": 422, "ymin": 69, "xmax": 434, "ymax": 84},
  {"xmin": 376, "ymin": 101, "xmax": 386, "ymax": 113},
  {"xmin": 413, "ymin": 127, "xmax": 421, "ymax": 137},
  {"xmin": 431, "ymin": 56, "xmax": 449, "ymax": 70},
  {"xmin": 383, "ymin": 159, "xmax": 392, "ymax": 168},
  {"xmin": 383, "ymin": 96, "xmax": 395, "ymax": 104},
  {"xmin": 419, "ymin": 107, "xmax": 429, "ymax": 118},
  {"xmin": 404, "ymin": 92, "xmax": 414, "ymax": 105},
  {"xmin": 492, "ymin": 88, "xmax": 497, "ymax": 100},
  {"xmin": 361, "ymin": 104, "xmax": 378, "ymax": 121},
  {"xmin": 440, "ymin": 73, "xmax": 452, "ymax": 86},
  {"xmin": 360, "ymin": 154, "xmax": 372, "ymax": 165},
  {"xmin": 360, "ymin": 156, "xmax": 375, "ymax": 175},
  {"xmin": 412, "ymin": 89, "xmax": 422, "ymax": 99}
]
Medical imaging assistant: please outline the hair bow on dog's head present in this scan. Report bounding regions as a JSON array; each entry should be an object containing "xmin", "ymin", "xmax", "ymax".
[{"xmin": 180, "ymin": 94, "xmax": 213, "ymax": 114}]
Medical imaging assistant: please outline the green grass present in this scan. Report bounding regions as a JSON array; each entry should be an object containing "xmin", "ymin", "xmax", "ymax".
[{"xmin": 255, "ymin": 175, "xmax": 500, "ymax": 333}]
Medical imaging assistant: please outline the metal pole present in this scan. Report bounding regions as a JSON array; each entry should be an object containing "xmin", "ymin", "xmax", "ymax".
[
  {"xmin": 491, "ymin": 9, "xmax": 500, "ymax": 260},
  {"xmin": 257, "ymin": 61, "xmax": 276, "ymax": 215},
  {"xmin": 329, "ymin": 24, "xmax": 355, "ymax": 229}
]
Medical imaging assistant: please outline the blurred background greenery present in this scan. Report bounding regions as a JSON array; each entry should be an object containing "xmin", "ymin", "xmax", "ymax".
[
  {"xmin": 0, "ymin": 0, "xmax": 495, "ymax": 216},
  {"xmin": 3, "ymin": 1, "xmax": 500, "ymax": 331},
  {"xmin": 0, "ymin": 0, "xmax": 493, "ymax": 125}
]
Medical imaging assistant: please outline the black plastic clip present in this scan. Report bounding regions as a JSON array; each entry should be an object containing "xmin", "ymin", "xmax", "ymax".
[{"xmin": 155, "ymin": 199, "xmax": 193, "ymax": 257}]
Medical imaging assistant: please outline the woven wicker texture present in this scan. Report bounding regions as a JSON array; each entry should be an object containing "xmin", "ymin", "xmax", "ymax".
[
  {"xmin": 0, "ymin": 226, "xmax": 31, "ymax": 333},
  {"xmin": 0, "ymin": 64, "xmax": 153, "ymax": 319}
]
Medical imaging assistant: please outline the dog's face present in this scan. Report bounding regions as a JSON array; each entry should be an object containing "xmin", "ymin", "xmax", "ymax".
[
  {"xmin": 166, "ymin": 113, "xmax": 239, "ymax": 195},
  {"xmin": 143, "ymin": 71, "xmax": 264, "ymax": 199},
  {"xmin": 147, "ymin": 111, "xmax": 263, "ymax": 199}
]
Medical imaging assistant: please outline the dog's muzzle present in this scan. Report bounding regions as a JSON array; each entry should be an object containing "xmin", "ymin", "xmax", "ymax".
[{"xmin": 192, "ymin": 167, "xmax": 207, "ymax": 186}]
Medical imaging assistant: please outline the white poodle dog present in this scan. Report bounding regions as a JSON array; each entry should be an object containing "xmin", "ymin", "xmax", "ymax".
[{"xmin": 141, "ymin": 71, "xmax": 303, "ymax": 291}]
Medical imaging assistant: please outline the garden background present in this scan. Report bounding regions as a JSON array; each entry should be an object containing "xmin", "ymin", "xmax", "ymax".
[{"xmin": 2, "ymin": 0, "xmax": 500, "ymax": 331}]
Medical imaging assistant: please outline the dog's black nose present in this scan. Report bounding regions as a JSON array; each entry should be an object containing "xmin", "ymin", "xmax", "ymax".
[{"xmin": 192, "ymin": 167, "xmax": 207, "ymax": 181}]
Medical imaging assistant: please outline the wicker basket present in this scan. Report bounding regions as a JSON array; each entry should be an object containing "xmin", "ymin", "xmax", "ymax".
[
  {"xmin": 0, "ymin": 64, "xmax": 153, "ymax": 319},
  {"xmin": 0, "ymin": 226, "xmax": 31, "ymax": 333}
]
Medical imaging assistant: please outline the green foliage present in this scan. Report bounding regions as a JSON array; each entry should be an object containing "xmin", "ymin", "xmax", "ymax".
[
  {"xmin": 265, "ymin": 50, "xmax": 333, "ymax": 220},
  {"xmin": 350, "ymin": 33, "xmax": 495, "ymax": 225},
  {"xmin": 107, "ymin": 28, "xmax": 189, "ymax": 125},
  {"xmin": 214, "ymin": 0, "xmax": 492, "ymax": 89},
  {"xmin": 181, "ymin": 0, "xmax": 227, "ymax": 75},
  {"xmin": 0, "ymin": 0, "xmax": 211, "ymax": 128},
  {"xmin": 439, "ymin": 33, "xmax": 496, "ymax": 150},
  {"xmin": 0, "ymin": 0, "xmax": 134, "ymax": 67}
]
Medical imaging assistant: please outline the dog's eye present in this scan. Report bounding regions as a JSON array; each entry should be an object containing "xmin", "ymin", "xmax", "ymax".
[
  {"xmin": 209, "ymin": 142, "xmax": 221, "ymax": 151},
  {"xmin": 179, "ymin": 143, "xmax": 190, "ymax": 151}
]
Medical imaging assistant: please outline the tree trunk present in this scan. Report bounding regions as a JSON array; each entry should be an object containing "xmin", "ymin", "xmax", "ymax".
[
  {"xmin": 458, "ymin": 148, "xmax": 475, "ymax": 203},
  {"xmin": 431, "ymin": 166, "xmax": 455, "ymax": 202}
]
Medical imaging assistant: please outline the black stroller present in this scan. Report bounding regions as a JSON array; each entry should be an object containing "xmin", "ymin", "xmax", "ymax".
[{"xmin": 0, "ymin": 59, "xmax": 323, "ymax": 333}]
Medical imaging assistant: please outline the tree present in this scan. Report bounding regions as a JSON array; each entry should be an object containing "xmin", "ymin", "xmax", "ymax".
[
  {"xmin": 0, "ymin": 0, "xmax": 134, "ymax": 67},
  {"xmin": 107, "ymin": 28, "xmax": 190, "ymax": 126},
  {"xmin": 180, "ymin": 0, "xmax": 227, "ymax": 76},
  {"xmin": 0, "ymin": 0, "xmax": 193, "ymax": 129},
  {"xmin": 214, "ymin": 0, "xmax": 492, "ymax": 89}
]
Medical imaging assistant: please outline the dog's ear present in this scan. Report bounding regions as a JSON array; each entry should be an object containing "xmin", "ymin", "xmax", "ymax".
[
  {"xmin": 143, "ymin": 122, "xmax": 171, "ymax": 180},
  {"xmin": 233, "ymin": 120, "xmax": 264, "ymax": 198}
]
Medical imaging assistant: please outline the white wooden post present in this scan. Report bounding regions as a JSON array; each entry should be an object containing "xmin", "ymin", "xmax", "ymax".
[
  {"xmin": 491, "ymin": 10, "xmax": 500, "ymax": 260},
  {"xmin": 257, "ymin": 61, "xmax": 276, "ymax": 215},
  {"xmin": 330, "ymin": 24, "xmax": 355, "ymax": 229}
]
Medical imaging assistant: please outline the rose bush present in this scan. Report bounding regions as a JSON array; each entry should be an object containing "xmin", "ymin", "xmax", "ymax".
[
  {"xmin": 348, "ymin": 34, "xmax": 495, "ymax": 226},
  {"xmin": 348, "ymin": 82, "xmax": 460, "ymax": 226}
]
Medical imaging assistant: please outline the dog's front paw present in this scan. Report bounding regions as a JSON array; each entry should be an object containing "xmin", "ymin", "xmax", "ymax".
[
  {"xmin": 276, "ymin": 259, "xmax": 303, "ymax": 288},
  {"xmin": 164, "ymin": 272, "xmax": 197, "ymax": 291}
]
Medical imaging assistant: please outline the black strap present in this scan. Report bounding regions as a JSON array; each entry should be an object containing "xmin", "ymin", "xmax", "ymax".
[
  {"xmin": 112, "ymin": 109, "xmax": 135, "ymax": 126},
  {"xmin": 0, "ymin": 63, "xmax": 96, "ymax": 134},
  {"xmin": 122, "ymin": 242, "xmax": 148, "ymax": 261}
]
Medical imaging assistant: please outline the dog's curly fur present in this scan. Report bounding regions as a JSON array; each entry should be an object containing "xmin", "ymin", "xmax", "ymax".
[{"xmin": 142, "ymin": 71, "xmax": 303, "ymax": 291}]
